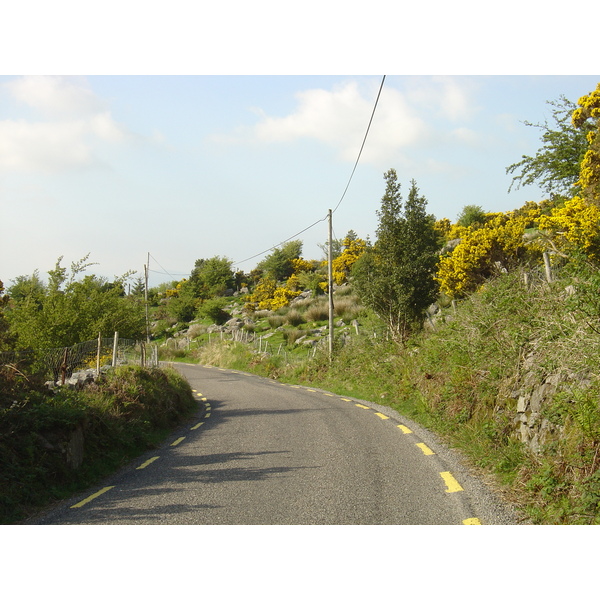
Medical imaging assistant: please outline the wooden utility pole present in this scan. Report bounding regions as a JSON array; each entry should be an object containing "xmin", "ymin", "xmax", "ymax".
[
  {"xmin": 144, "ymin": 253, "xmax": 150, "ymax": 343},
  {"xmin": 328, "ymin": 209, "xmax": 334, "ymax": 360}
]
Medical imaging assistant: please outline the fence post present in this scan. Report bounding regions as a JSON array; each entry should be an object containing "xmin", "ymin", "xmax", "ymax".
[
  {"xmin": 61, "ymin": 347, "xmax": 69, "ymax": 385},
  {"xmin": 96, "ymin": 332, "xmax": 101, "ymax": 376},
  {"xmin": 112, "ymin": 331, "xmax": 119, "ymax": 367},
  {"xmin": 543, "ymin": 252, "xmax": 553, "ymax": 283}
]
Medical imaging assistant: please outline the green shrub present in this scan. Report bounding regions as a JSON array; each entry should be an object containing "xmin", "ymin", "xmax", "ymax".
[{"xmin": 197, "ymin": 298, "xmax": 230, "ymax": 325}]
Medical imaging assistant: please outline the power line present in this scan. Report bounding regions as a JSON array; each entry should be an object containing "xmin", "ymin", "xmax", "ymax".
[
  {"xmin": 232, "ymin": 75, "xmax": 385, "ymax": 268},
  {"xmin": 148, "ymin": 254, "xmax": 188, "ymax": 279},
  {"xmin": 332, "ymin": 75, "xmax": 385, "ymax": 215},
  {"xmin": 232, "ymin": 215, "xmax": 328, "ymax": 267}
]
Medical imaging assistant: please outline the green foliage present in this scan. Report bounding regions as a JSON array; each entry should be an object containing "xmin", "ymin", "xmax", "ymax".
[
  {"xmin": 0, "ymin": 365, "xmax": 196, "ymax": 523},
  {"xmin": 0, "ymin": 280, "xmax": 15, "ymax": 351},
  {"xmin": 256, "ymin": 240, "xmax": 303, "ymax": 281},
  {"xmin": 457, "ymin": 204, "xmax": 487, "ymax": 228},
  {"xmin": 353, "ymin": 171, "xmax": 439, "ymax": 343},
  {"xmin": 506, "ymin": 95, "xmax": 592, "ymax": 198},
  {"xmin": 189, "ymin": 256, "xmax": 235, "ymax": 298},
  {"xmin": 197, "ymin": 297, "xmax": 231, "ymax": 325},
  {"xmin": 7, "ymin": 256, "xmax": 146, "ymax": 350}
]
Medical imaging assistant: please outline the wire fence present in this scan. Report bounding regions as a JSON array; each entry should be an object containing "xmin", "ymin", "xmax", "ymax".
[{"xmin": 0, "ymin": 333, "xmax": 158, "ymax": 384}]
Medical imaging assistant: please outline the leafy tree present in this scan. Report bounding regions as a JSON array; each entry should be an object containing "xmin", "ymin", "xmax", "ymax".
[
  {"xmin": 6, "ymin": 257, "xmax": 146, "ymax": 349},
  {"xmin": 352, "ymin": 170, "xmax": 439, "ymax": 343},
  {"xmin": 0, "ymin": 280, "xmax": 15, "ymax": 351},
  {"xmin": 506, "ymin": 95, "xmax": 592, "ymax": 198},
  {"xmin": 256, "ymin": 240, "xmax": 303, "ymax": 281},
  {"xmin": 189, "ymin": 256, "xmax": 234, "ymax": 298},
  {"xmin": 457, "ymin": 204, "xmax": 487, "ymax": 228}
]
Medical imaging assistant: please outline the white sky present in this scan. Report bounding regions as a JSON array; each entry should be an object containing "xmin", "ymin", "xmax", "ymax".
[{"xmin": 1, "ymin": 3, "xmax": 598, "ymax": 291}]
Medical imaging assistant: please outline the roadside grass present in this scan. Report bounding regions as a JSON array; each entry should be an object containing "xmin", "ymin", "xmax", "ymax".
[{"xmin": 0, "ymin": 364, "xmax": 197, "ymax": 524}]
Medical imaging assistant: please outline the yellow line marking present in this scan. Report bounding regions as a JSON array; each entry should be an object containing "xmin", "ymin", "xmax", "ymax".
[
  {"xmin": 171, "ymin": 437, "xmax": 186, "ymax": 446},
  {"xmin": 375, "ymin": 412, "xmax": 389, "ymax": 420},
  {"xmin": 71, "ymin": 486, "xmax": 114, "ymax": 508},
  {"xmin": 137, "ymin": 456, "xmax": 160, "ymax": 470},
  {"xmin": 355, "ymin": 404, "xmax": 370, "ymax": 410},
  {"xmin": 463, "ymin": 518, "xmax": 482, "ymax": 525},
  {"xmin": 341, "ymin": 398, "xmax": 352, "ymax": 402},
  {"xmin": 440, "ymin": 472, "xmax": 464, "ymax": 493},
  {"xmin": 324, "ymin": 393, "xmax": 335, "ymax": 397},
  {"xmin": 192, "ymin": 389, "xmax": 197, "ymax": 392},
  {"xmin": 416, "ymin": 443, "xmax": 435, "ymax": 455},
  {"xmin": 308, "ymin": 389, "xmax": 317, "ymax": 393},
  {"xmin": 191, "ymin": 422, "xmax": 205, "ymax": 430},
  {"xmin": 397, "ymin": 425, "xmax": 412, "ymax": 434}
]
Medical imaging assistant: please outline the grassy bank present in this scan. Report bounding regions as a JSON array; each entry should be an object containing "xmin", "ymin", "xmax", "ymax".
[
  {"xmin": 184, "ymin": 267, "xmax": 600, "ymax": 524},
  {"xmin": 0, "ymin": 364, "xmax": 197, "ymax": 524}
]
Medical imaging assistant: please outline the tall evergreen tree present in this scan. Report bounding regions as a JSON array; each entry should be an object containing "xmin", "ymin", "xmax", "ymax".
[{"xmin": 352, "ymin": 169, "xmax": 439, "ymax": 343}]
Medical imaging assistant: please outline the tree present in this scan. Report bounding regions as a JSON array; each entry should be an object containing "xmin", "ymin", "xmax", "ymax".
[
  {"xmin": 256, "ymin": 240, "xmax": 303, "ymax": 281},
  {"xmin": 6, "ymin": 257, "xmax": 146, "ymax": 349},
  {"xmin": 189, "ymin": 256, "xmax": 234, "ymax": 298},
  {"xmin": 0, "ymin": 280, "xmax": 15, "ymax": 351},
  {"xmin": 457, "ymin": 204, "xmax": 487, "ymax": 228},
  {"xmin": 506, "ymin": 95, "xmax": 593, "ymax": 198},
  {"xmin": 352, "ymin": 170, "xmax": 439, "ymax": 343}
]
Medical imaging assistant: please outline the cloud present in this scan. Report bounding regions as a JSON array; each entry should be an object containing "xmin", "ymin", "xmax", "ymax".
[
  {"xmin": 213, "ymin": 77, "xmax": 480, "ymax": 169},
  {"xmin": 5, "ymin": 75, "xmax": 105, "ymax": 117},
  {"xmin": 0, "ymin": 76, "xmax": 129, "ymax": 173}
]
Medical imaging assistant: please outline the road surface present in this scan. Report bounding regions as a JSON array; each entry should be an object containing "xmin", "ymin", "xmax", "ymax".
[{"xmin": 28, "ymin": 363, "xmax": 523, "ymax": 525}]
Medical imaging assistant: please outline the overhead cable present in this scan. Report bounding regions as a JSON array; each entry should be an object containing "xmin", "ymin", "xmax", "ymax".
[
  {"xmin": 229, "ymin": 75, "xmax": 386, "ymax": 269},
  {"xmin": 332, "ymin": 74, "xmax": 385, "ymax": 215}
]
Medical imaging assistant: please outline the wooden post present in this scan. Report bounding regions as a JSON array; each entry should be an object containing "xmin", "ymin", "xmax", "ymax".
[
  {"xmin": 96, "ymin": 332, "xmax": 101, "ymax": 376},
  {"xmin": 61, "ymin": 347, "xmax": 69, "ymax": 385},
  {"xmin": 328, "ymin": 209, "xmax": 334, "ymax": 361},
  {"xmin": 112, "ymin": 331, "xmax": 119, "ymax": 367},
  {"xmin": 543, "ymin": 252, "xmax": 553, "ymax": 283}
]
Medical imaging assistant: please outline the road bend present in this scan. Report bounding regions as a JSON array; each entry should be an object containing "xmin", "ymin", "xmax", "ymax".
[{"xmin": 28, "ymin": 363, "xmax": 522, "ymax": 525}]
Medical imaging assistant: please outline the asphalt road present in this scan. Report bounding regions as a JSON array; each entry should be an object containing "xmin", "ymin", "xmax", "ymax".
[{"xmin": 28, "ymin": 363, "xmax": 524, "ymax": 525}]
